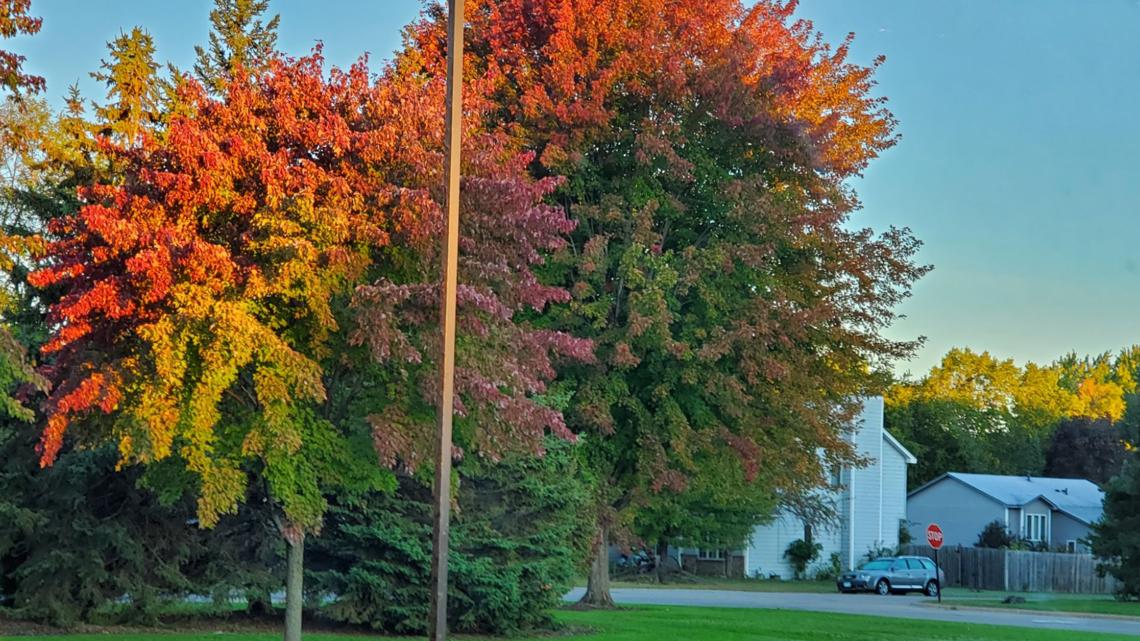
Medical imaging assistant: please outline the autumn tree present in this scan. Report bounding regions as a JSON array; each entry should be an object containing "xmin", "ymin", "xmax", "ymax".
[
  {"xmin": 194, "ymin": 0, "xmax": 279, "ymax": 92},
  {"xmin": 888, "ymin": 346, "xmax": 1140, "ymax": 486},
  {"xmin": 0, "ymin": 0, "xmax": 43, "ymax": 95},
  {"xmin": 399, "ymin": 0, "xmax": 926, "ymax": 606},
  {"xmin": 23, "ymin": 33, "xmax": 595, "ymax": 636}
]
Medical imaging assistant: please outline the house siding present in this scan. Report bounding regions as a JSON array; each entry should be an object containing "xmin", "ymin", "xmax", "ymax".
[
  {"xmin": 908, "ymin": 478, "xmax": 1005, "ymax": 547},
  {"xmin": 742, "ymin": 513, "xmax": 844, "ymax": 578},
  {"xmin": 1052, "ymin": 512, "xmax": 1092, "ymax": 552},
  {"xmin": 742, "ymin": 397, "xmax": 912, "ymax": 577},
  {"xmin": 880, "ymin": 439, "xmax": 909, "ymax": 550},
  {"xmin": 849, "ymin": 397, "xmax": 887, "ymax": 567}
]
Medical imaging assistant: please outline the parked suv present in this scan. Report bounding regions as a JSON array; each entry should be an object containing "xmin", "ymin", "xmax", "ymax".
[{"xmin": 837, "ymin": 556, "xmax": 944, "ymax": 596}]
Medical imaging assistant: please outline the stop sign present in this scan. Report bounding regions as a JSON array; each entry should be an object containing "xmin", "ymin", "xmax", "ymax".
[{"xmin": 926, "ymin": 523, "xmax": 944, "ymax": 550}]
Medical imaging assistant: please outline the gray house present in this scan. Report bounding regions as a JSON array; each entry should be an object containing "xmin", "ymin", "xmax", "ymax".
[{"xmin": 907, "ymin": 473, "xmax": 1104, "ymax": 552}]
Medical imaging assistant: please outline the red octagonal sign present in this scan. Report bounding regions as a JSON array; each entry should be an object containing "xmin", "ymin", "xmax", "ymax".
[{"xmin": 926, "ymin": 523, "xmax": 944, "ymax": 550}]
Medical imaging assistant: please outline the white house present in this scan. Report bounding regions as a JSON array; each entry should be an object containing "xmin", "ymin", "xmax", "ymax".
[{"xmin": 728, "ymin": 397, "xmax": 917, "ymax": 578}]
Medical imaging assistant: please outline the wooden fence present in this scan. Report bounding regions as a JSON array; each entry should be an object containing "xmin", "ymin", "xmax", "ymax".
[{"xmin": 900, "ymin": 545, "xmax": 1119, "ymax": 594}]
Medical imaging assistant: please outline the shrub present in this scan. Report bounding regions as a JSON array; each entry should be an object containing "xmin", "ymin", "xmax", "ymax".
[
  {"xmin": 861, "ymin": 542, "xmax": 897, "ymax": 564},
  {"xmin": 784, "ymin": 539, "xmax": 822, "ymax": 580},
  {"xmin": 898, "ymin": 520, "xmax": 913, "ymax": 546},
  {"xmin": 975, "ymin": 520, "xmax": 1013, "ymax": 549},
  {"xmin": 811, "ymin": 552, "xmax": 843, "ymax": 581}
]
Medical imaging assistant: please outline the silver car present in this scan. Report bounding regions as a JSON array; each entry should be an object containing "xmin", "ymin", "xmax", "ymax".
[{"xmin": 836, "ymin": 556, "xmax": 945, "ymax": 596}]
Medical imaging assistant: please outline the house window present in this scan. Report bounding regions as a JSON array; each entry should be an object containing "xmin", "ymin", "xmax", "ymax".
[
  {"xmin": 698, "ymin": 548, "xmax": 725, "ymax": 560},
  {"xmin": 1024, "ymin": 513, "xmax": 1048, "ymax": 543},
  {"xmin": 1066, "ymin": 540, "xmax": 1077, "ymax": 553},
  {"xmin": 829, "ymin": 466, "xmax": 843, "ymax": 487}
]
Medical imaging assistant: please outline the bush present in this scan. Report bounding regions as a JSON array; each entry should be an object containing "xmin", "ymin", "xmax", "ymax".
[
  {"xmin": 784, "ymin": 539, "xmax": 821, "ymax": 580},
  {"xmin": 307, "ymin": 440, "xmax": 591, "ymax": 635},
  {"xmin": 861, "ymin": 542, "xmax": 896, "ymax": 564},
  {"xmin": 811, "ymin": 552, "xmax": 843, "ymax": 581},
  {"xmin": 898, "ymin": 520, "xmax": 913, "ymax": 546},
  {"xmin": 1008, "ymin": 538, "xmax": 1048, "ymax": 552},
  {"xmin": 975, "ymin": 520, "xmax": 1013, "ymax": 549}
]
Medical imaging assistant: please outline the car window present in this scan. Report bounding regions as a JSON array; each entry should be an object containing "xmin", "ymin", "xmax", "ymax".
[
  {"xmin": 861, "ymin": 559, "xmax": 892, "ymax": 571},
  {"xmin": 905, "ymin": 559, "xmax": 925, "ymax": 570},
  {"xmin": 920, "ymin": 559, "xmax": 936, "ymax": 571}
]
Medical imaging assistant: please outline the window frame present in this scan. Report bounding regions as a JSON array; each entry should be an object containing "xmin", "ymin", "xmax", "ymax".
[
  {"xmin": 698, "ymin": 548, "xmax": 725, "ymax": 561},
  {"xmin": 1023, "ymin": 512, "xmax": 1048, "ymax": 543}
]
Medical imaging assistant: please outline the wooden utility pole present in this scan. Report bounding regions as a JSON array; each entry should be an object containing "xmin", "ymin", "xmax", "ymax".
[{"xmin": 429, "ymin": 0, "xmax": 464, "ymax": 640}]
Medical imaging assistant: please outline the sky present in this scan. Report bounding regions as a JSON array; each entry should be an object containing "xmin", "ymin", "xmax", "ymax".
[{"xmin": 6, "ymin": 0, "xmax": 1140, "ymax": 377}]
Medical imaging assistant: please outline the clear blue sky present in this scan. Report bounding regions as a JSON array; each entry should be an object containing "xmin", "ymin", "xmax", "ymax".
[{"xmin": 7, "ymin": 0, "xmax": 1140, "ymax": 376}]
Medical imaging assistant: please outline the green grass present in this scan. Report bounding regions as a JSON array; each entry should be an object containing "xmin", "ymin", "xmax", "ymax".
[
  {"xmin": 939, "ymin": 596, "xmax": 1140, "ymax": 617},
  {"xmin": 2, "ymin": 605, "xmax": 1138, "ymax": 641}
]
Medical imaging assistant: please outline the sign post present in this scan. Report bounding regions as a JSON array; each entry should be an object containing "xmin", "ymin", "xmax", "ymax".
[{"xmin": 926, "ymin": 523, "xmax": 944, "ymax": 603}]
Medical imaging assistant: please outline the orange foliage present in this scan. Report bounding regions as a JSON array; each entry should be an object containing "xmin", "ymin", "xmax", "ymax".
[{"xmin": 403, "ymin": 0, "xmax": 894, "ymax": 177}]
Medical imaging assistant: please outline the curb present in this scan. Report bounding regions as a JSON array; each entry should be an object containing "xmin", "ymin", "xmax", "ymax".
[{"xmin": 919, "ymin": 601, "xmax": 1140, "ymax": 623}]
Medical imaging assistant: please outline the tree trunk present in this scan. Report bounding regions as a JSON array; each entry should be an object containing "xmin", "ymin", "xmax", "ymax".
[
  {"xmin": 578, "ymin": 524, "xmax": 614, "ymax": 607},
  {"xmin": 655, "ymin": 538, "xmax": 669, "ymax": 584},
  {"xmin": 284, "ymin": 532, "xmax": 305, "ymax": 641}
]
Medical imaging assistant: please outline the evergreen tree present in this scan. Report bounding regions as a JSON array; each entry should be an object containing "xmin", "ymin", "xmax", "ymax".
[
  {"xmin": 194, "ymin": 0, "xmax": 279, "ymax": 92},
  {"xmin": 308, "ymin": 441, "xmax": 592, "ymax": 635},
  {"xmin": 1091, "ymin": 454, "xmax": 1140, "ymax": 598},
  {"xmin": 91, "ymin": 28, "xmax": 161, "ymax": 144}
]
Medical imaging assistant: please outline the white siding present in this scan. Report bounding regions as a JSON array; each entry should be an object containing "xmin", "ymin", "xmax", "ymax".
[
  {"xmin": 880, "ymin": 436, "xmax": 909, "ymax": 552},
  {"xmin": 849, "ymin": 397, "xmax": 885, "ymax": 568},
  {"xmin": 744, "ymin": 397, "xmax": 913, "ymax": 577},
  {"xmin": 745, "ymin": 506, "xmax": 845, "ymax": 578}
]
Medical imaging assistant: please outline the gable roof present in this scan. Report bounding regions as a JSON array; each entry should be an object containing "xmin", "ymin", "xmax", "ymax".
[
  {"xmin": 909, "ymin": 472, "xmax": 1105, "ymax": 525},
  {"xmin": 883, "ymin": 429, "xmax": 917, "ymax": 464}
]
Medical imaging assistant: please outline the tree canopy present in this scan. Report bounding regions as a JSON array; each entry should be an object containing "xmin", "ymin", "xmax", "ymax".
[{"xmin": 395, "ymin": 0, "xmax": 927, "ymax": 603}]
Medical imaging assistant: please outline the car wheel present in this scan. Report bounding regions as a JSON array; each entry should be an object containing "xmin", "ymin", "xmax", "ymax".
[
  {"xmin": 875, "ymin": 579, "xmax": 890, "ymax": 596},
  {"xmin": 924, "ymin": 580, "xmax": 940, "ymax": 598}
]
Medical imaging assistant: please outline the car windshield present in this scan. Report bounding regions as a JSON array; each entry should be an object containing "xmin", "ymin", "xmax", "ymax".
[{"xmin": 860, "ymin": 560, "xmax": 893, "ymax": 571}]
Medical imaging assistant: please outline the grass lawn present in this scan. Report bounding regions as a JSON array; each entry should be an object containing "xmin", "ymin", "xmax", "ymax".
[
  {"xmin": 939, "ymin": 596, "xmax": 1140, "ymax": 617},
  {"xmin": 2, "ymin": 605, "xmax": 1138, "ymax": 641}
]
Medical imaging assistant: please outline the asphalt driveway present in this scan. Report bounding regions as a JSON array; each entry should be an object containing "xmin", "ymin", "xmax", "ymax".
[{"xmin": 563, "ymin": 587, "xmax": 1140, "ymax": 637}]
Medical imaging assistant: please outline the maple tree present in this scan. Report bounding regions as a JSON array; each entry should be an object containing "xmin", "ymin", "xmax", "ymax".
[
  {"xmin": 0, "ymin": 0, "xmax": 43, "ymax": 95},
  {"xmin": 399, "ymin": 0, "xmax": 925, "ymax": 604}
]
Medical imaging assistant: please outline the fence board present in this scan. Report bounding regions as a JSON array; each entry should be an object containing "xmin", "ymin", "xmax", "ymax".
[{"xmin": 900, "ymin": 545, "xmax": 1118, "ymax": 594}]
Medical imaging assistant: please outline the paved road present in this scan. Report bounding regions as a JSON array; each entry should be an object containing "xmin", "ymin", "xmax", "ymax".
[{"xmin": 563, "ymin": 587, "xmax": 1140, "ymax": 637}]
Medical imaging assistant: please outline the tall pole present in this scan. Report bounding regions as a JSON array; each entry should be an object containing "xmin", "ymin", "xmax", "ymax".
[{"xmin": 429, "ymin": 1, "xmax": 464, "ymax": 640}]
